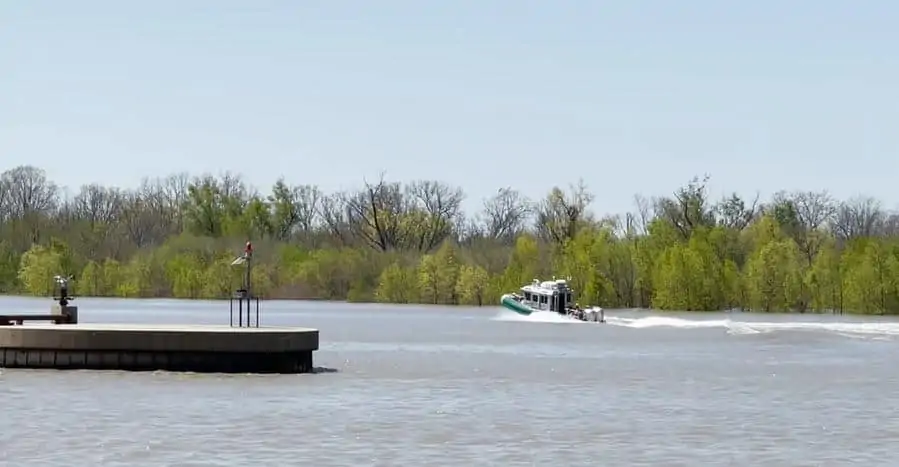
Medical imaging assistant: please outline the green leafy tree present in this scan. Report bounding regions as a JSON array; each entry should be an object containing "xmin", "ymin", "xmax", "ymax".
[
  {"xmin": 376, "ymin": 262, "xmax": 418, "ymax": 303},
  {"xmin": 80, "ymin": 260, "xmax": 102, "ymax": 296},
  {"xmin": 17, "ymin": 244, "xmax": 63, "ymax": 296},
  {"xmin": 165, "ymin": 252, "xmax": 205, "ymax": 299},
  {"xmin": 2, "ymin": 165, "xmax": 899, "ymax": 315},
  {"xmin": 456, "ymin": 265, "xmax": 490, "ymax": 306},
  {"xmin": 745, "ymin": 239, "xmax": 803, "ymax": 312},
  {"xmin": 0, "ymin": 240, "xmax": 20, "ymax": 293},
  {"xmin": 805, "ymin": 238, "xmax": 842, "ymax": 313}
]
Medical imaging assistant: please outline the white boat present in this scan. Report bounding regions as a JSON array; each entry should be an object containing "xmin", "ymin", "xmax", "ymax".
[{"xmin": 500, "ymin": 278, "xmax": 605, "ymax": 323}]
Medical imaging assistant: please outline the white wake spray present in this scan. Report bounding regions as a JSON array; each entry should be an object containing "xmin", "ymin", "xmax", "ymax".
[{"xmin": 493, "ymin": 309, "xmax": 899, "ymax": 339}]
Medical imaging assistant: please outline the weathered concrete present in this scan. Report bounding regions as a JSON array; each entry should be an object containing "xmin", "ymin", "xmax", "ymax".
[
  {"xmin": 0, "ymin": 324, "xmax": 319, "ymax": 374},
  {"xmin": 0, "ymin": 305, "xmax": 77, "ymax": 326}
]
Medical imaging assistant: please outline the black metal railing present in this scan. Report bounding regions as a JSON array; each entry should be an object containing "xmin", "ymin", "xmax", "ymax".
[{"xmin": 230, "ymin": 288, "xmax": 261, "ymax": 328}]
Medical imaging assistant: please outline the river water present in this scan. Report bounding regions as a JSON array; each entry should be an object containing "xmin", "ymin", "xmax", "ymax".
[{"xmin": 1, "ymin": 296, "xmax": 898, "ymax": 466}]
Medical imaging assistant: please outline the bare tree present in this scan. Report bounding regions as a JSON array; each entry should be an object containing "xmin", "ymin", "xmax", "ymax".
[
  {"xmin": 119, "ymin": 192, "xmax": 156, "ymax": 249},
  {"xmin": 345, "ymin": 176, "xmax": 409, "ymax": 251},
  {"xmin": 73, "ymin": 184, "xmax": 124, "ymax": 227},
  {"xmin": 217, "ymin": 172, "xmax": 249, "ymax": 206},
  {"xmin": 630, "ymin": 194, "xmax": 654, "ymax": 235},
  {"xmin": 882, "ymin": 211, "xmax": 899, "ymax": 237},
  {"xmin": 452, "ymin": 213, "xmax": 482, "ymax": 245},
  {"xmin": 405, "ymin": 180, "xmax": 464, "ymax": 251},
  {"xmin": 117, "ymin": 180, "xmax": 183, "ymax": 249},
  {"xmin": 137, "ymin": 179, "xmax": 179, "ymax": 237},
  {"xmin": 318, "ymin": 191, "xmax": 351, "ymax": 247},
  {"xmin": 269, "ymin": 179, "xmax": 300, "ymax": 241},
  {"xmin": 831, "ymin": 196, "xmax": 884, "ymax": 241},
  {"xmin": 535, "ymin": 180, "xmax": 594, "ymax": 245},
  {"xmin": 654, "ymin": 175, "xmax": 716, "ymax": 238},
  {"xmin": 479, "ymin": 187, "xmax": 532, "ymax": 243},
  {"xmin": 66, "ymin": 184, "xmax": 125, "ymax": 259},
  {"xmin": 160, "ymin": 172, "xmax": 190, "ymax": 232},
  {"xmin": 268, "ymin": 180, "xmax": 323, "ymax": 243},
  {"xmin": 0, "ymin": 176, "xmax": 9, "ymax": 222},
  {"xmin": 294, "ymin": 185, "xmax": 322, "ymax": 239},
  {"xmin": 715, "ymin": 192, "xmax": 760, "ymax": 231},
  {"xmin": 0, "ymin": 166, "xmax": 59, "ymax": 244},
  {"xmin": 0, "ymin": 166, "xmax": 58, "ymax": 219},
  {"xmin": 792, "ymin": 191, "xmax": 836, "ymax": 231}
]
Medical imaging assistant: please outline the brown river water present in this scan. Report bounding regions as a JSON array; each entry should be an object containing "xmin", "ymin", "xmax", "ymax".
[{"xmin": 1, "ymin": 296, "xmax": 898, "ymax": 466}]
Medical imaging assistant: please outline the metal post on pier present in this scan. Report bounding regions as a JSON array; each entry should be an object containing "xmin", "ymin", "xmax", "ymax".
[{"xmin": 229, "ymin": 241, "xmax": 260, "ymax": 328}]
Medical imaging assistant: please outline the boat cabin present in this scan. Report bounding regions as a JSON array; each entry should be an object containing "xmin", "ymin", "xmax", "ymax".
[{"xmin": 519, "ymin": 279, "xmax": 574, "ymax": 313}]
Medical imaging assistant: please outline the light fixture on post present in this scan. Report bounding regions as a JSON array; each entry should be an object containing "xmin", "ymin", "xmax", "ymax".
[{"xmin": 229, "ymin": 241, "xmax": 260, "ymax": 328}]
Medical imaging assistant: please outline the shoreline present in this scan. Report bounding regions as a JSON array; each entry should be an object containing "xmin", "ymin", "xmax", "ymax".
[{"xmin": 0, "ymin": 294, "xmax": 883, "ymax": 316}]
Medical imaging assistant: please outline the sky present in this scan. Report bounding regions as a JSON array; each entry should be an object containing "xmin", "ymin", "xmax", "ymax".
[{"xmin": 2, "ymin": 1, "xmax": 898, "ymax": 216}]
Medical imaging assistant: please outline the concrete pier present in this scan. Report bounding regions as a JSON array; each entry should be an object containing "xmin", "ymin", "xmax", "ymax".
[{"xmin": 0, "ymin": 324, "xmax": 319, "ymax": 374}]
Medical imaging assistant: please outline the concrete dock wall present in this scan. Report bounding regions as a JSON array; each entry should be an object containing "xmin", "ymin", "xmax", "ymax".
[
  {"xmin": 0, "ymin": 324, "xmax": 319, "ymax": 374},
  {"xmin": 0, "ymin": 348, "xmax": 313, "ymax": 373}
]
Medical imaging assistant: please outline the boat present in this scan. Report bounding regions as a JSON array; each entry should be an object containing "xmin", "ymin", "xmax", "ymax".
[{"xmin": 500, "ymin": 278, "xmax": 605, "ymax": 323}]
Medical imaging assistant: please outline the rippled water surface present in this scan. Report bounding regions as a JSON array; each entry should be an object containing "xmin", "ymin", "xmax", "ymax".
[{"xmin": 2, "ymin": 297, "xmax": 899, "ymax": 466}]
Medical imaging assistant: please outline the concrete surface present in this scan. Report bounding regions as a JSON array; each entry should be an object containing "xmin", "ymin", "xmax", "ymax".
[{"xmin": 0, "ymin": 324, "xmax": 319, "ymax": 373}]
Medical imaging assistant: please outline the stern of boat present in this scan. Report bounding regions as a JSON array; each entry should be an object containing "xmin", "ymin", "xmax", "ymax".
[{"xmin": 582, "ymin": 307, "xmax": 605, "ymax": 322}]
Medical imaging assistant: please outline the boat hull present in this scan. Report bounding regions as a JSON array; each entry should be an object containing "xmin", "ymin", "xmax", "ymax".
[
  {"xmin": 500, "ymin": 294, "xmax": 533, "ymax": 316},
  {"xmin": 500, "ymin": 294, "xmax": 605, "ymax": 322}
]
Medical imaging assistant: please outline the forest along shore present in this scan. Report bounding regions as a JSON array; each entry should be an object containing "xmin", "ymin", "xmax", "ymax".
[{"xmin": 1, "ymin": 166, "xmax": 898, "ymax": 314}]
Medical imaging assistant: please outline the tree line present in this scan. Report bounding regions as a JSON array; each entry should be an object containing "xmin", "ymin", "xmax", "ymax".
[{"xmin": 1, "ymin": 165, "xmax": 898, "ymax": 314}]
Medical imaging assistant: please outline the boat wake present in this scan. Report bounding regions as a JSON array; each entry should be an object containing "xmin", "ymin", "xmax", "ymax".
[
  {"xmin": 493, "ymin": 310, "xmax": 585, "ymax": 324},
  {"xmin": 605, "ymin": 315, "xmax": 899, "ymax": 339},
  {"xmin": 605, "ymin": 316, "xmax": 727, "ymax": 330},
  {"xmin": 494, "ymin": 310, "xmax": 899, "ymax": 339}
]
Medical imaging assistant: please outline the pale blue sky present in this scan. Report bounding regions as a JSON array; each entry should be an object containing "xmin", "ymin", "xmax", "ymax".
[{"xmin": 2, "ymin": 1, "xmax": 897, "ymax": 215}]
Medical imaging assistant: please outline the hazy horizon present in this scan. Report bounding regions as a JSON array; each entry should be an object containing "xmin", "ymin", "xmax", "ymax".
[{"xmin": 3, "ymin": 1, "xmax": 897, "ymax": 215}]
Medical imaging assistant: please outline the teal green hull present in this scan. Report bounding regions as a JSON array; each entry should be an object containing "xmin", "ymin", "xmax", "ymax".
[{"xmin": 500, "ymin": 294, "xmax": 533, "ymax": 316}]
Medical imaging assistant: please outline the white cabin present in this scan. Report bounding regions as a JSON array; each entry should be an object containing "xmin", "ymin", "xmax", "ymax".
[{"xmin": 518, "ymin": 278, "xmax": 575, "ymax": 313}]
